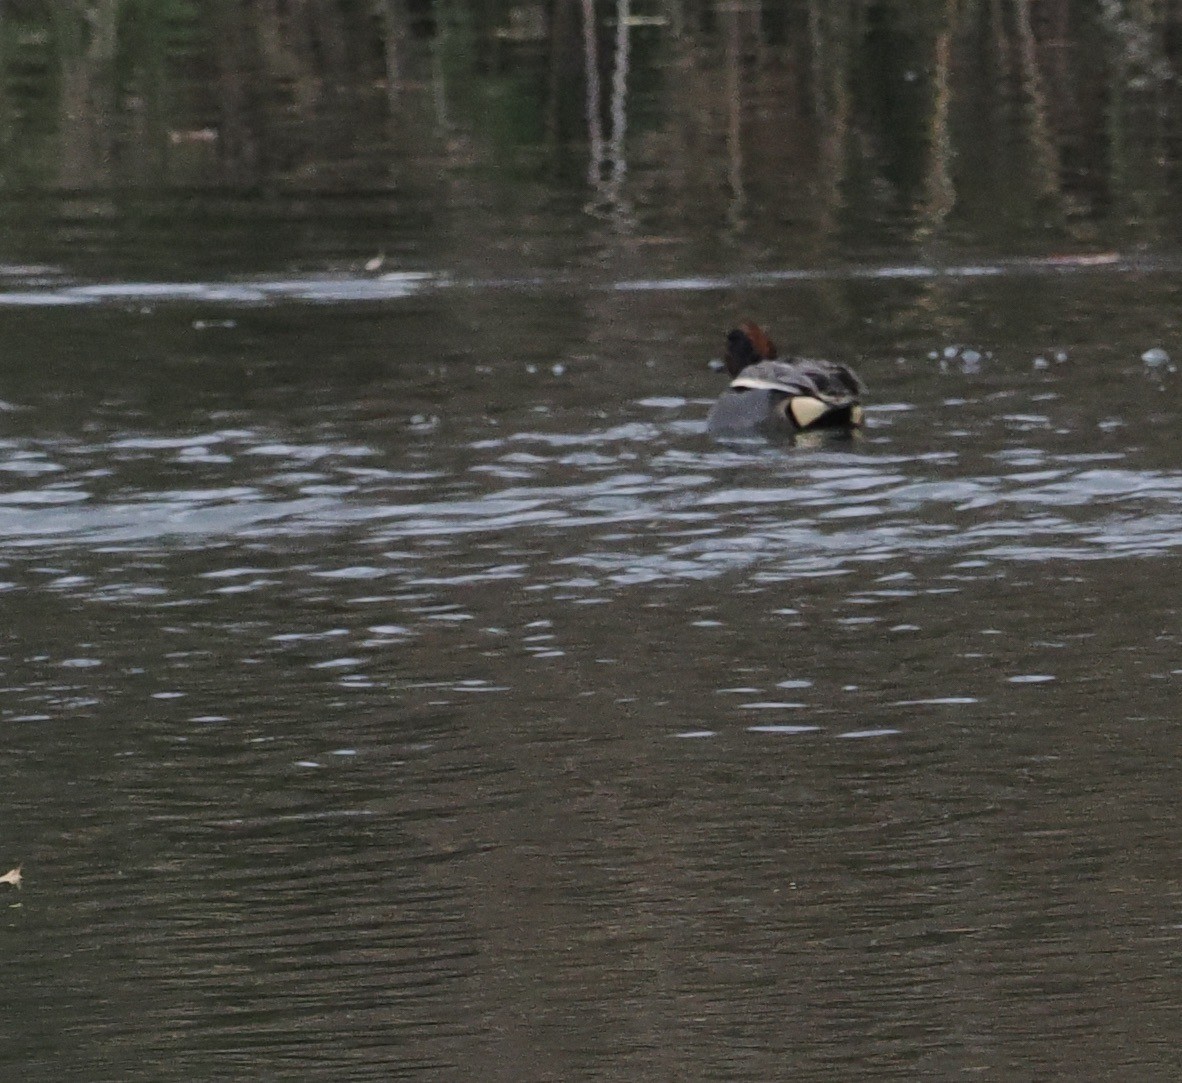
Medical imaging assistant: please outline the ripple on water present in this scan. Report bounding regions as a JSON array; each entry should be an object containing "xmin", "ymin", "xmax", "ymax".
[
  {"xmin": 0, "ymin": 408, "xmax": 1180, "ymax": 603},
  {"xmin": 747, "ymin": 724, "xmax": 821, "ymax": 735}
]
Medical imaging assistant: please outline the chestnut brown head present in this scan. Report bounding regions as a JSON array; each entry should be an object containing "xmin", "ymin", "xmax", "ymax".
[{"xmin": 723, "ymin": 322, "xmax": 778, "ymax": 376}]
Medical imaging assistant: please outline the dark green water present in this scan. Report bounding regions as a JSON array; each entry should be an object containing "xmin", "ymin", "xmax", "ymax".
[{"xmin": 3, "ymin": 3, "xmax": 1182, "ymax": 1079}]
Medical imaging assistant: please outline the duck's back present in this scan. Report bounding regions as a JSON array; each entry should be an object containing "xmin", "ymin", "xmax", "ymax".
[
  {"xmin": 709, "ymin": 358, "xmax": 865, "ymax": 437},
  {"xmin": 729, "ymin": 358, "xmax": 864, "ymax": 403}
]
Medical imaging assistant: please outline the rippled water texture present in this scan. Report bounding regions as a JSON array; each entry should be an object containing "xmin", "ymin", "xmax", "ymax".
[
  {"xmin": 5, "ymin": 2, "xmax": 1182, "ymax": 1079},
  {"xmin": 3, "ymin": 265, "xmax": 1182, "ymax": 1079}
]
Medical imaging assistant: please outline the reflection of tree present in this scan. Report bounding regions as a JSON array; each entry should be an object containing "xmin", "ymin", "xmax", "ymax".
[
  {"xmin": 55, "ymin": 0, "xmax": 120, "ymax": 188},
  {"xmin": 377, "ymin": 0, "xmax": 408, "ymax": 113},
  {"xmin": 1012, "ymin": 0, "xmax": 1062, "ymax": 209},
  {"xmin": 808, "ymin": 0, "xmax": 851, "ymax": 246},
  {"xmin": 0, "ymin": 0, "xmax": 1175, "ymax": 252},
  {"xmin": 920, "ymin": 19, "xmax": 955, "ymax": 237},
  {"xmin": 606, "ymin": 0, "xmax": 631, "ymax": 216},
  {"xmin": 582, "ymin": 0, "xmax": 604, "ymax": 187},
  {"xmin": 723, "ymin": 2, "xmax": 743, "ymax": 233},
  {"xmin": 1099, "ymin": 0, "xmax": 1173, "ymax": 240},
  {"xmin": 213, "ymin": 0, "xmax": 259, "ymax": 186}
]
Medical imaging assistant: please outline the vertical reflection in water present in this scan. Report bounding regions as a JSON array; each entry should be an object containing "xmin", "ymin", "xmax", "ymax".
[
  {"xmin": 665, "ymin": 0, "xmax": 685, "ymax": 39},
  {"xmin": 215, "ymin": 0, "xmax": 258, "ymax": 185},
  {"xmin": 809, "ymin": 1, "xmax": 852, "ymax": 247},
  {"xmin": 377, "ymin": 0, "xmax": 407, "ymax": 114},
  {"xmin": 430, "ymin": 6, "xmax": 450, "ymax": 131},
  {"xmin": 1100, "ymin": 2, "xmax": 1174, "ymax": 234},
  {"xmin": 58, "ymin": 0, "xmax": 119, "ymax": 188},
  {"xmin": 1012, "ymin": 0, "xmax": 1064, "ymax": 209},
  {"xmin": 583, "ymin": 0, "xmax": 605, "ymax": 188},
  {"xmin": 724, "ymin": 5, "xmax": 746, "ymax": 234},
  {"xmin": 606, "ymin": 0, "xmax": 633, "ymax": 228},
  {"xmin": 919, "ymin": 12, "xmax": 956, "ymax": 239},
  {"xmin": 990, "ymin": 0, "xmax": 1012, "ymax": 81}
]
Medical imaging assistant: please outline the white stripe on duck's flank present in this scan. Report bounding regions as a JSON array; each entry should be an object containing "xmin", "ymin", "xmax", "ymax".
[{"xmin": 730, "ymin": 373, "xmax": 794, "ymax": 392}]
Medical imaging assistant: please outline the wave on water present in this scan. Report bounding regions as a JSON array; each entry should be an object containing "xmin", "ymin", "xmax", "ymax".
[{"xmin": 0, "ymin": 252, "xmax": 1166, "ymax": 308}]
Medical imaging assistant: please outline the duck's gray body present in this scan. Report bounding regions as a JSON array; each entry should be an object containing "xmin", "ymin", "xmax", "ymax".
[{"xmin": 708, "ymin": 357, "xmax": 865, "ymax": 438}]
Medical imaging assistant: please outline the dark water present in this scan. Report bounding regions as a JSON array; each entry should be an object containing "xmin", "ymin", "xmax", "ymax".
[{"xmin": 4, "ymin": 3, "xmax": 1182, "ymax": 1080}]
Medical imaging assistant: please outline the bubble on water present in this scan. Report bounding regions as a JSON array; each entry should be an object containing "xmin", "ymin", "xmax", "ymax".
[
  {"xmin": 551, "ymin": 363, "xmax": 566, "ymax": 376},
  {"xmin": 1142, "ymin": 347, "xmax": 1170, "ymax": 366},
  {"xmin": 1033, "ymin": 356, "xmax": 1050, "ymax": 370}
]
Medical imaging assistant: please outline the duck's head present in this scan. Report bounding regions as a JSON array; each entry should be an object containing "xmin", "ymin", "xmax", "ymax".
[{"xmin": 724, "ymin": 322, "xmax": 778, "ymax": 376}]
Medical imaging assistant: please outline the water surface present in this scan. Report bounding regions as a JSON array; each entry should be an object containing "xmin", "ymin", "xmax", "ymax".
[{"xmin": 4, "ymin": 3, "xmax": 1182, "ymax": 1079}]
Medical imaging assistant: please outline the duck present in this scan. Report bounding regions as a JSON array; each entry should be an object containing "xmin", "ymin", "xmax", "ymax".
[{"xmin": 707, "ymin": 322, "xmax": 865, "ymax": 437}]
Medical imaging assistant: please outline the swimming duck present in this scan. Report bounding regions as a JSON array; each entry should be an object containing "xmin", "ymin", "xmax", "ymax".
[{"xmin": 707, "ymin": 322, "xmax": 865, "ymax": 437}]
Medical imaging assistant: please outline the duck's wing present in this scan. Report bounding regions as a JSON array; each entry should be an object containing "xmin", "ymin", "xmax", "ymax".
[{"xmin": 730, "ymin": 358, "xmax": 864, "ymax": 402}]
